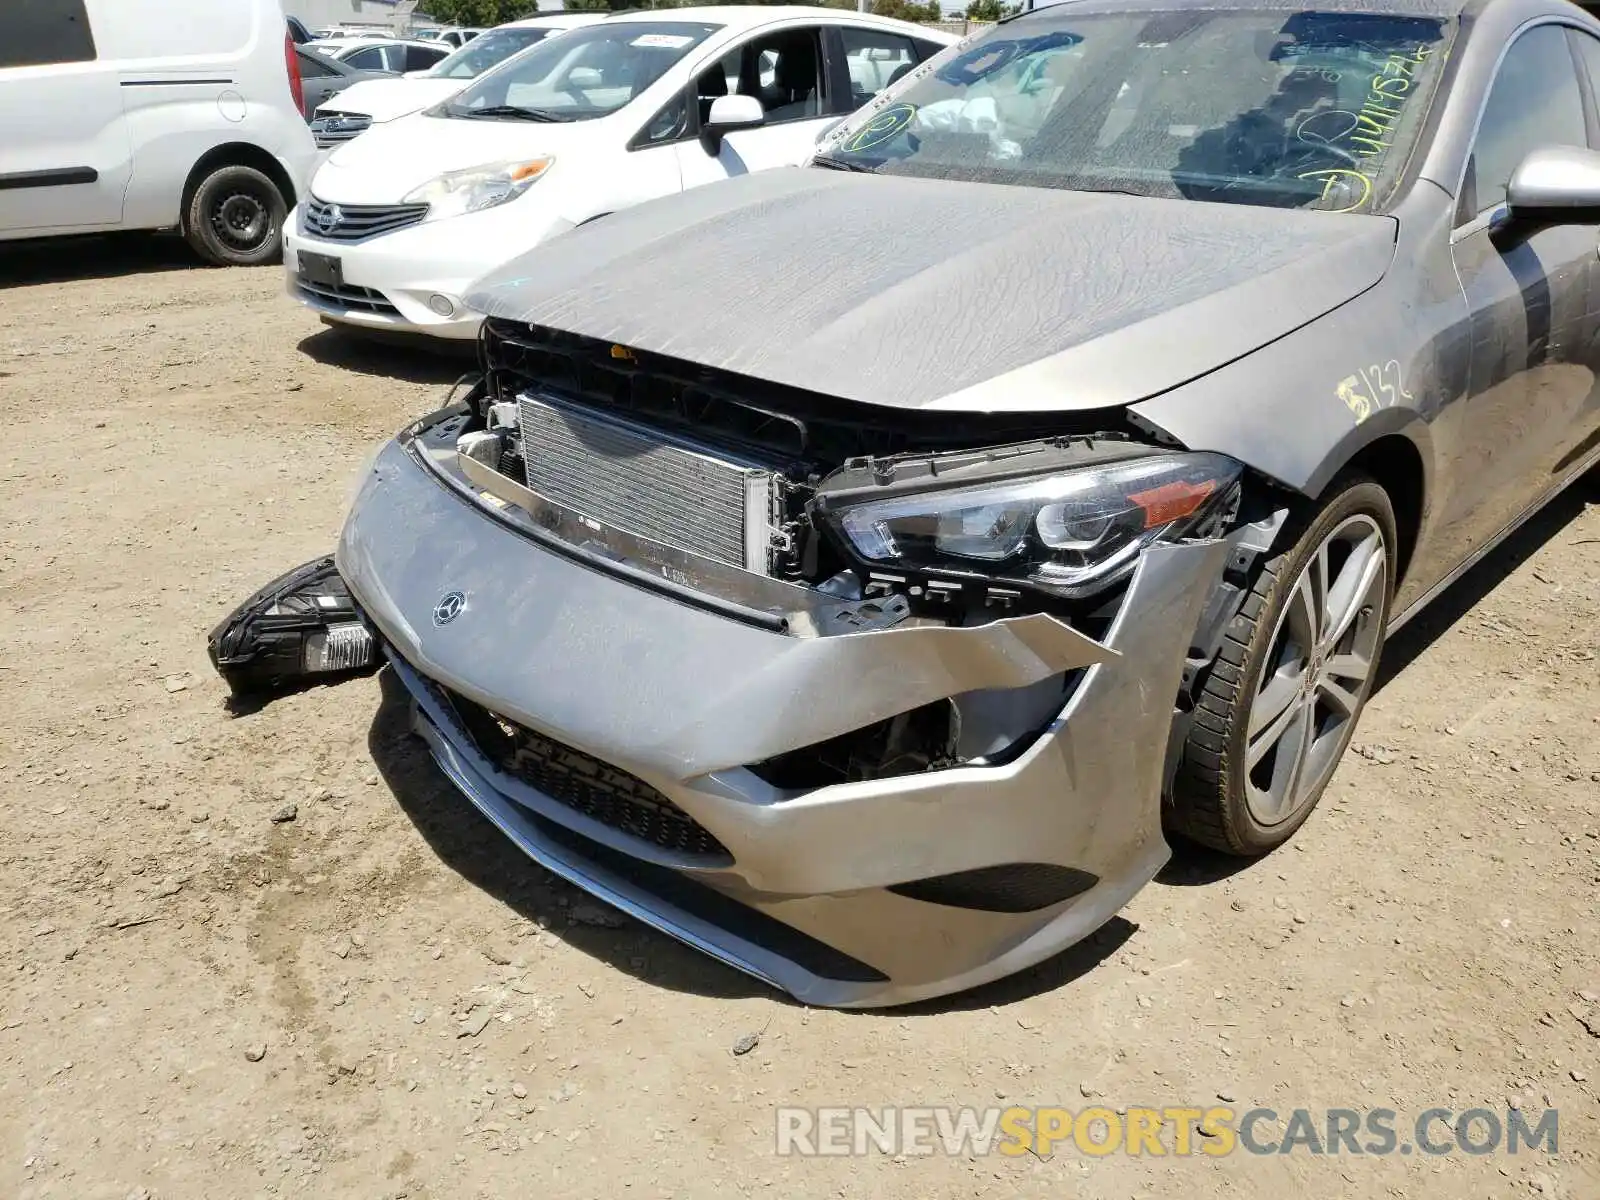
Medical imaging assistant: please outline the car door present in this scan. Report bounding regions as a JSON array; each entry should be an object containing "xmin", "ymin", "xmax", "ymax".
[
  {"xmin": 0, "ymin": 0, "xmax": 130, "ymax": 233},
  {"xmin": 1557, "ymin": 27, "xmax": 1600, "ymax": 471},
  {"xmin": 1440, "ymin": 22, "xmax": 1600, "ymax": 566},
  {"xmin": 674, "ymin": 24, "xmax": 838, "ymax": 188}
]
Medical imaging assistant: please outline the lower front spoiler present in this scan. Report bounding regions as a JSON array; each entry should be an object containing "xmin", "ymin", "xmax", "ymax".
[{"xmin": 398, "ymin": 653, "xmax": 1173, "ymax": 1009}]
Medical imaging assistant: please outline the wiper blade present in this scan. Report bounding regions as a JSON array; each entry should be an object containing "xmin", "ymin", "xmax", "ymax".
[
  {"xmin": 458, "ymin": 104, "xmax": 569, "ymax": 122},
  {"xmin": 810, "ymin": 154, "xmax": 877, "ymax": 174}
]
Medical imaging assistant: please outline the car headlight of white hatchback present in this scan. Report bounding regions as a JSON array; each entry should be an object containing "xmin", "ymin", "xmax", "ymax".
[{"xmin": 403, "ymin": 157, "xmax": 553, "ymax": 221}]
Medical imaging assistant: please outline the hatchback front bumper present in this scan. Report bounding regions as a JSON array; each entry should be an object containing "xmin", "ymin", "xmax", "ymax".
[{"xmin": 338, "ymin": 436, "xmax": 1230, "ymax": 1007}]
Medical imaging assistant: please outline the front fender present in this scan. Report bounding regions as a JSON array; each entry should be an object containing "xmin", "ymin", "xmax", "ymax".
[{"xmin": 1131, "ymin": 281, "xmax": 1464, "ymax": 499}]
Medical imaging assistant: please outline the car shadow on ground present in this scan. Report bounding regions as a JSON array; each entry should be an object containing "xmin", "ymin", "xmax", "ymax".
[
  {"xmin": 365, "ymin": 471, "xmax": 1596, "ymax": 1009},
  {"xmin": 1158, "ymin": 466, "xmax": 1598, "ymax": 888},
  {"xmin": 297, "ymin": 325, "xmax": 477, "ymax": 386},
  {"xmin": 0, "ymin": 232, "xmax": 203, "ymax": 286}
]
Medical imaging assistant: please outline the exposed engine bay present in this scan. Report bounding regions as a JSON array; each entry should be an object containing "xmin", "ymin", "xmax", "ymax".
[{"xmin": 403, "ymin": 319, "xmax": 1289, "ymax": 789}]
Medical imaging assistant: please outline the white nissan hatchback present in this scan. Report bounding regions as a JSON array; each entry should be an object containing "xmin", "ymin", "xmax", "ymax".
[{"xmin": 285, "ymin": 6, "xmax": 954, "ymax": 339}]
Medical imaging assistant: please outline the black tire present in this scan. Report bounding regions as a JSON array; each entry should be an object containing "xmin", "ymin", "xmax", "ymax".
[
  {"xmin": 1170, "ymin": 475, "xmax": 1398, "ymax": 855},
  {"xmin": 183, "ymin": 165, "xmax": 287, "ymax": 267}
]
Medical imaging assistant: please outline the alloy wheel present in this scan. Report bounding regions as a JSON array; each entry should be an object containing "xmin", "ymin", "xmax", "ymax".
[{"xmin": 1243, "ymin": 513, "xmax": 1387, "ymax": 826}]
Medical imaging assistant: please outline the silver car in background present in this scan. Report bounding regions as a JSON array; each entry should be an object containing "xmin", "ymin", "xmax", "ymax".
[{"xmin": 338, "ymin": 0, "xmax": 1600, "ymax": 1006}]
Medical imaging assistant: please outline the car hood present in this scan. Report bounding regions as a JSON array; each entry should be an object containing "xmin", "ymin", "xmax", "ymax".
[
  {"xmin": 313, "ymin": 110, "xmax": 591, "ymax": 203},
  {"xmin": 466, "ymin": 168, "xmax": 1397, "ymax": 414},
  {"xmin": 315, "ymin": 77, "xmax": 468, "ymax": 123}
]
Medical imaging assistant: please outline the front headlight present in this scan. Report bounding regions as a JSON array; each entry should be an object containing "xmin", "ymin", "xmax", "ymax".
[
  {"xmin": 403, "ymin": 157, "xmax": 553, "ymax": 221},
  {"xmin": 821, "ymin": 451, "xmax": 1242, "ymax": 598}
]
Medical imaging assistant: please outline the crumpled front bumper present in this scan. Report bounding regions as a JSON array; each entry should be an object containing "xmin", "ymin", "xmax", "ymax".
[{"xmin": 338, "ymin": 437, "xmax": 1230, "ymax": 1007}]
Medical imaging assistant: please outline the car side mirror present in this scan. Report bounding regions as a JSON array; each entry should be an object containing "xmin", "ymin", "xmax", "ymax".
[
  {"xmin": 701, "ymin": 93, "xmax": 764, "ymax": 155},
  {"xmin": 1501, "ymin": 145, "xmax": 1600, "ymax": 231}
]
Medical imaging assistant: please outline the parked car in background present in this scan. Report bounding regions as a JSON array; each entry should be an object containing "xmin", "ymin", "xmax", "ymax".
[
  {"xmin": 286, "ymin": 5, "xmax": 953, "ymax": 338},
  {"xmin": 309, "ymin": 14, "xmax": 604, "ymax": 149},
  {"xmin": 423, "ymin": 27, "xmax": 488, "ymax": 49},
  {"xmin": 1, "ymin": 0, "xmax": 316, "ymax": 265},
  {"xmin": 294, "ymin": 45, "xmax": 395, "ymax": 123},
  {"xmin": 312, "ymin": 26, "xmax": 386, "ymax": 40},
  {"xmin": 287, "ymin": 14, "xmax": 314, "ymax": 44},
  {"xmin": 316, "ymin": 36, "xmax": 450, "ymax": 75},
  {"xmin": 337, "ymin": 0, "xmax": 1600, "ymax": 1007}
]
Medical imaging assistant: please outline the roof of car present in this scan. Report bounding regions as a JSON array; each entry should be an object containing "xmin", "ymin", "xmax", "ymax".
[
  {"xmin": 500, "ymin": 13, "xmax": 607, "ymax": 28},
  {"xmin": 602, "ymin": 4, "xmax": 948, "ymax": 28},
  {"xmin": 322, "ymin": 36, "xmax": 444, "ymax": 50},
  {"xmin": 1008, "ymin": 0, "xmax": 1470, "ymax": 18}
]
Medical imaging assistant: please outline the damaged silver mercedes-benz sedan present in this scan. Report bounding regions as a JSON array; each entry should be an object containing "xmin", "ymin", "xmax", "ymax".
[{"xmin": 338, "ymin": 0, "xmax": 1600, "ymax": 1005}]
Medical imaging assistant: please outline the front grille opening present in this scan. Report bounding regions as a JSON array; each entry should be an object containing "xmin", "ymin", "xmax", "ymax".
[
  {"xmin": 476, "ymin": 320, "xmax": 1150, "ymax": 623},
  {"xmin": 748, "ymin": 700, "xmax": 958, "ymax": 791},
  {"xmin": 311, "ymin": 112, "xmax": 372, "ymax": 147},
  {"xmin": 518, "ymin": 393, "xmax": 776, "ymax": 572},
  {"xmin": 297, "ymin": 281, "xmax": 399, "ymax": 316},
  {"xmin": 482, "ymin": 320, "xmax": 1109, "ymax": 464},
  {"xmin": 436, "ymin": 686, "xmax": 733, "ymax": 865},
  {"xmin": 889, "ymin": 864, "xmax": 1099, "ymax": 913},
  {"xmin": 301, "ymin": 197, "xmax": 429, "ymax": 242}
]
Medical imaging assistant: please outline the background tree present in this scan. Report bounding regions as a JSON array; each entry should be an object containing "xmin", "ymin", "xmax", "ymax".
[
  {"xmin": 869, "ymin": 0, "xmax": 943, "ymax": 21},
  {"xmin": 416, "ymin": 0, "xmax": 540, "ymax": 25},
  {"xmin": 423, "ymin": 0, "xmax": 950, "ymax": 22},
  {"xmin": 965, "ymin": 0, "xmax": 1006, "ymax": 20}
]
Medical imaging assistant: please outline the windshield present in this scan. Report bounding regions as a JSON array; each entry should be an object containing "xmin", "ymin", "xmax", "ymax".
[
  {"xmin": 432, "ymin": 27, "xmax": 552, "ymax": 79},
  {"xmin": 818, "ymin": 8, "xmax": 1454, "ymax": 214},
  {"xmin": 442, "ymin": 21, "xmax": 719, "ymax": 121}
]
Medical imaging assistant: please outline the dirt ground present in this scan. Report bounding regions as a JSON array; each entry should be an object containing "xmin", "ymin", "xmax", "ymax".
[{"xmin": 1, "ymin": 236, "xmax": 1597, "ymax": 1200}]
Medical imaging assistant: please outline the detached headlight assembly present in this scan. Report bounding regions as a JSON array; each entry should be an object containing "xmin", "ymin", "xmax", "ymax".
[
  {"xmin": 404, "ymin": 157, "xmax": 553, "ymax": 221},
  {"xmin": 821, "ymin": 451, "xmax": 1242, "ymax": 598}
]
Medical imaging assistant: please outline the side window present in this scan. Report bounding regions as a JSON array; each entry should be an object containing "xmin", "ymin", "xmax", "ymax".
[
  {"xmin": 1465, "ymin": 25, "xmax": 1587, "ymax": 216},
  {"xmin": 634, "ymin": 89, "xmax": 691, "ymax": 148},
  {"xmin": 298, "ymin": 52, "xmax": 336, "ymax": 79},
  {"xmin": 1571, "ymin": 30, "xmax": 1600, "ymax": 125},
  {"xmin": 743, "ymin": 27, "xmax": 826, "ymax": 124},
  {"xmin": 689, "ymin": 32, "xmax": 827, "ymax": 127},
  {"xmin": 343, "ymin": 46, "xmax": 385, "ymax": 71},
  {"xmin": 911, "ymin": 38, "xmax": 946, "ymax": 63},
  {"xmin": 406, "ymin": 45, "xmax": 444, "ymax": 72},
  {"xmin": 692, "ymin": 49, "xmax": 740, "ymax": 125},
  {"xmin": 3, "ymin": 0, "xmax": 97, "ymax": 68},
  {"xmin": 839, "ymin": 28, "xmax": 918, "ymax": 110}
]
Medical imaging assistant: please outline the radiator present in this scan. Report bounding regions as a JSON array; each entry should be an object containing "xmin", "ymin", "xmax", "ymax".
[{"xmin": 517, "ymin": 393, "xmax": 776, "ymax": 573}]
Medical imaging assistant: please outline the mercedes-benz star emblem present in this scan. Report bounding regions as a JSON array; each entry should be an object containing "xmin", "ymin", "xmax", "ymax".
[
  {"xmin": 315, "ymin": 203, "xmax": 343, "ymax": 235},
  {"xmin": 432, "ymin": 590, "xmax": 466, "ymax": 626}
]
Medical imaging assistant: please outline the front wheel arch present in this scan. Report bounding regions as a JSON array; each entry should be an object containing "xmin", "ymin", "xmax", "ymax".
[{"xmin": 1323, "ymin": 432, "xmax": 1426, "ymax": 592}]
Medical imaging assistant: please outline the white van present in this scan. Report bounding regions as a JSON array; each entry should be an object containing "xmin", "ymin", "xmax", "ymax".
[{"xmin": 0, "ymin": 0, "xmax": 318, "ymax": 265}]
